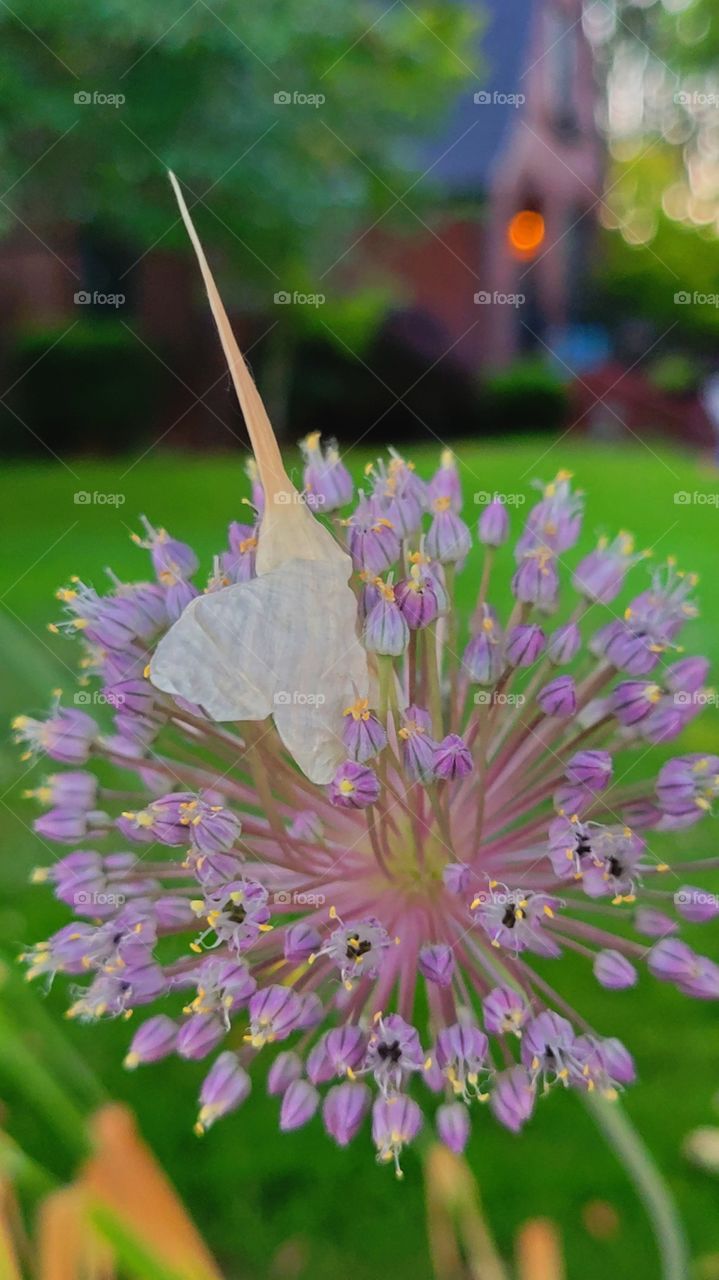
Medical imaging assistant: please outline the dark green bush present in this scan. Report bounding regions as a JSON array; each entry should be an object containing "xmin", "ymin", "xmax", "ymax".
[{"xmin": 2, "ymin": 321, "xmax": 164, "ymax": 456}]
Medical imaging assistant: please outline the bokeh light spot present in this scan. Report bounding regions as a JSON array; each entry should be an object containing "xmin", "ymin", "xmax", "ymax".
[{"xmin": 507, "ymin": 209, "xmax": 545, "ymax": 257}]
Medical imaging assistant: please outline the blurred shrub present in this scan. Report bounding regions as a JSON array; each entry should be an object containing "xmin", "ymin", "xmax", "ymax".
[
  {"xmin": 478, "ymin": 359, "xmax": 569, "ymax": 434},
  {"xmin": 646, "ymin": 353, "xmax": 701, "ymax": 396},
  {"xmin": 2, "ymin": 322, "xmax": 163, "ymax": 455}
]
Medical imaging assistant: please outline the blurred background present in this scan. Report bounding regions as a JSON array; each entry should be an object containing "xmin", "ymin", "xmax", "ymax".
[{"xmin": 1, "ymin": 1, "xmax": 719, "ymax": 1277}]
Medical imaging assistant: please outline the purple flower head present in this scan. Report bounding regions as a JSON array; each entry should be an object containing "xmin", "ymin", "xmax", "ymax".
[
  {"xmin": 521, "ymin": 1011, "xmax": 576, "ymax": 1088},
  {"xmin": 13, "ymin": 707, "xmax": 98, "ymax": 765},
  {"xmin": 463, "ymin": 607, "xmax": 504, "ymax": 685},
  {"xmin": 219, "ymin": 522, "xmax": 258, "ymax": 583},
  {"xmin": 634, "ymin": 906, "xmax": 678, "ymax": 938},
  {"xmin": 365, "ymin": 1014, "xmax": 426, "ymax": 1095},
  {"xmin": 592, "ymin": 561, "xmax": 698, "ymax": 675},
  {"xmin": 357, "ymin": 571, "xmax": 382, "ymax": 624},
  {"xmin": 247, "ymin": 985, "xmax": 304, "ymax": 1048},
  {"xmin": 280, "ymin": 1079, "xmax": 320, "ymax": 1131},
  {"xmin": 418, "ymin": 944, "xmax": 455, "ymax": 988},
  {"xmin": 675, "ymin": 885, "xmax": 719, "ymax": 924},
  {"xmin": 428, "ymin": 450, "xmax": 462, "ymax": 511},
  {"xmin": 329, "ymin": 761, "xmax": 381, "ymax": 810},
  {"xmin": 512, "ymin": 550, "xmax": 559, "ymax": 612},
  {"xmin": 394, "ymin": 565, "xmax": 440, "ymax": 630},
  {"xmin": 442, "ymin": 863, "xmax": 471, "ymax": 895},
  {"xmin": 116, "ymin": 792, "xmax": 194, "ymax": 846},
  {"xmin": 132, "ymin": 517, "xmax": 199, "ymax": 581},
  {"xmin": 301, "ymin": 433, "xmax": 353, "ymax": 513},
  {"xmin": 363, "ymin": 581, "xmax": 409, "ymax": 656},
  {"xmin": 185, "ymin": 956, "xmax": 256, "ymax": 1020},
  {"xmin": 516, "ymin": 471, "xmax": 583, "ymax": 558},
  {"xmin": 308, "ymin": 1025, "xmax": 367, "ymax": 1084},
  {"xmin": 435, "ymin": 1022, "xmax": 488, "ymax": 1099},
  {"xmin": 656, "ymin": 755, "xmax": 719, "ymax": 827},
  {"xmin": 593, "ymin": 949, "xmax": 637, "ymax": 990},
  {"xmin": 191, "ymin": 878, "xmax": 270, "ymax": 954},
  {"xmin": 490, "ymin": 1066, "xmax": 535, "ymax": 1132},
  {"xmin": 478, "ymin": 498, "xmax": 509, "ymax": 547},
  {"xmin": 433, "ymin": 734, "xmax": 473, "ymax": 781},
  {"xmin": 426, "ymin": 498, "xmax": 471, "ymax": 565},
  {"xmin": 283, "ymin": 921, "xmax": 322, "ymax": 961},
  {"xmin": 267, "ymin": 1051, "xmax": 303, "ymax": 1095},
  {"xmin": 547, "ymin": 622, "xmax": 581, "ymax": 665},
  {"xmin": 398, "ymin": 706, "xmax": 439, "ymax": 783},
  {"xmin": 571, "ymin": 1035, "xmax": 636, "ymax": 1097},
  {"xmin": 552, "ymin": 823, "xmax": 645, "ymax": 901},
  {"xmin": 372, "ymin": 1094, "xmax": 422, "ymax": 1177},
  {"xmin": 27, "ymin": 770, "xmax": 98, "ymax": 810},
  {"xmin": 346, "ymin": 495, "xmax": 401, "ymax": 575},
  {"xmin": 342, "ymin": 698, "xmax": 387, "ymax": 762},
  {"xmin": 371, "ymin": 455, "xmax": 425, "ymax": 538},
  {"xmin": 482, "ymin": 986, "xmax": 528, "ymax": 1037},
  {"xmin": 611, "ymin": 680, "xmax": 663, "ymax": 728},
  {"xmin": 20, "ymin": 323, "xmax": 719, "ymax": 1168},
  {"xmin": 648, "ymin": 939, "xmax": 719, "ymax": 999},
  {"xmin": 33, "ymin": 807, "xmax": 104, "ymax": 845},
  {"xmin": 196, "ymin": 1052, "xmax": 251, "ymax": 1132},
  {"xmin": 437, "ymin": 1102, "xmax": 471, "ymax": 1153},
  {"xmin": 573, "ymin": 532, "xmax": 644, "ymax": 604},
  {"xmin": 505, "ymin": 624, "xmax": 545, "ymax": 668},
  {"xmin": 318, "ymin": 915, "xmax": 391, "ymax": 990},
  {"xmin": 177, "ymin": 1014, "xmax": 226, "ymax": 1061},
  {"xmin": 471, "ymin": 884, "xmax": 560, "ymax": 957},
  {"xmin": 537, "ymin": 675, "xmax": 576, "ymax": 718},
  {"xmin": 566, "ymin": 749, "xmax": 613, "ymax": 793},
  {"xmin": 323, "ymin": 1082, "xmax": 371, "ymax": 1146},
  {"xmin": 54, "ymin": 579, "xmax": 164, "ymax": 653},
  {"xmin": 124, "ymin": 1015, "xmax": 178, "ymax": 1068}
]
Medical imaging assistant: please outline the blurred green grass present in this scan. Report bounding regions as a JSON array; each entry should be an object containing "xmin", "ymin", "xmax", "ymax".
[{"xmin": 1, "ymin": 438, "xmax": 719, "ymax": 1279}]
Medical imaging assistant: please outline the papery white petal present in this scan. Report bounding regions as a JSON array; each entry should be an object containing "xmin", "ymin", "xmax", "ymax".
[
  {"xmin": 151, "ymin": 558, "xmax": 368, "ymax": 784},
  {"xmin": 152, "ymin": 174, "xmax": 369, "ymax": 782}
]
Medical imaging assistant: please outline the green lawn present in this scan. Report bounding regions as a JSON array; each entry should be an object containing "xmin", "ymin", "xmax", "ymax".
[{"xmin": 1, "ymin": 438, "xmax": 719, "ymax": 1279}]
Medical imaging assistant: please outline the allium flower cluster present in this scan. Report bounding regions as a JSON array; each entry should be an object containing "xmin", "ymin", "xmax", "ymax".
[
  {"xmin": 17, "ymin": 446, "xmax": 719, "ymax": 1177},
  {"xmin": 15, "ymin": 187, "xmax": 719, "ymax": 1177}
]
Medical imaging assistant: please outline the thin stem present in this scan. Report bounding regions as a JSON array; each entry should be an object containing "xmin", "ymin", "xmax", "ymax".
[
  {"xmin": 585, "ymin": 1094, "xmax": 689, "ymax": 1280},
  {"xmin": 424, "ymin": 625, "xmax": 443, "ymax": 739}
]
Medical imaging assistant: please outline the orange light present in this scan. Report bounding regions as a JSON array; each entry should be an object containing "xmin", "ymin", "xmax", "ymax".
[{"xmin": 507, "ymin": 209, "xmax": 545, "ymax": 257}]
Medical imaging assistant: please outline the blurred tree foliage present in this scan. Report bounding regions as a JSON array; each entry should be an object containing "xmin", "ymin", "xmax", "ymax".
[
  {"xmin": 592, "ymin": 0, "xmax": 719, "ymax": 348},
  {"xmin": 0, "ymin": 0, "xmax": 478, "ymax": 329}
]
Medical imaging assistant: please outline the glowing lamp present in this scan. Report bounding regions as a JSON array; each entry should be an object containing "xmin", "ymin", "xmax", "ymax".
[{"xmin": 507, "ymin": 209, "xmax": 545, "ymax": 258}]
